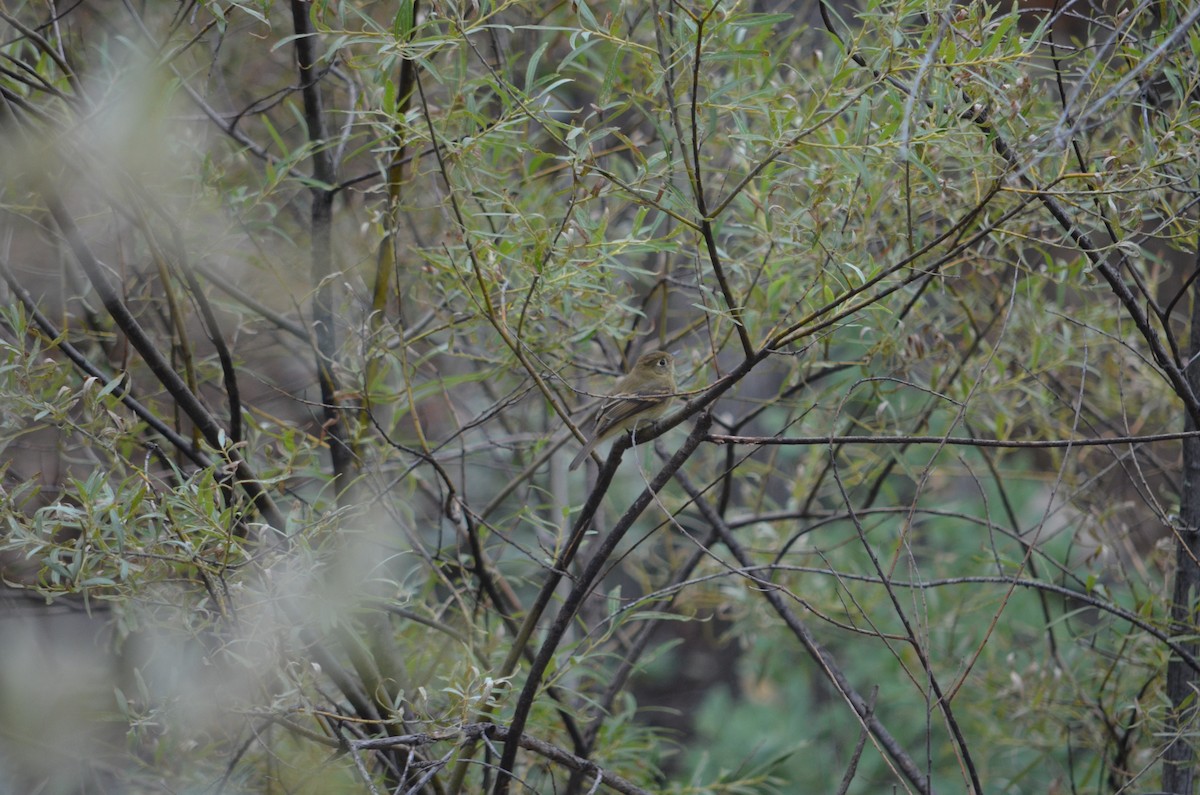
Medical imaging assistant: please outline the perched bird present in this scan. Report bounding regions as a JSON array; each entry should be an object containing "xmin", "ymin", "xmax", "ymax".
[{"xmin": 569, "ymin": 351, "xmax": 677, "ymax": 471}]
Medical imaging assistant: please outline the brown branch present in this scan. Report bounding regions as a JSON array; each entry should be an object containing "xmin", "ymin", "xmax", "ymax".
[
  {"xmin": 0, "ymin": 257, "xmax": 210, "ymax": 471},
  {"xmin": 1163, "ymin": 227, "xmax": 1200, "ymax": 793},
  {"xmin": 356, "ymin": 723, "xmax": 654, "ymax": 795},
  {"xmin": 709, "ymin": 429, "xmax": 1200, "ymax": 449},
  {"xmin": 289, "ymin": 0, "xmax": 357, "ymax": 499},
  {"xmin": 491, "ymin": 414, "xmax": 713, "ymax": 795},
  {"xmin": 635, "ymin": 559, "xmax": 1200, "ymax": 675},
  {"xmin": 685, "ymin": 7, "xmax": 754, "ymax": 359},
  {"xmin": 670, "ymin": 467, "xmax": 934, "ymax": 794}
]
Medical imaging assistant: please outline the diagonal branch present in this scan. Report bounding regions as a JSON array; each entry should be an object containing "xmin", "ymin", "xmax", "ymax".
[
  {"xmin": 43, "ymin": 194, "xmax": 286, "ymax": 534},
  {"xmin": 491, "ymin": 414, "xmax": 713, "ymax": 795},
  {"xmin": 0, "ymin": 257, "xmax": 210, "ymax": 471},
  {"xmin": 672, "ymin": 467, "xmax": 934, "ymax": 795}
]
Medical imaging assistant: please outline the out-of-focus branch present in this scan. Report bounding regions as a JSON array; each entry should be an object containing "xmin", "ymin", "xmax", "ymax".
[{"xmin": 43, "ymin": 194, "xmax": 287, "ymax": 535}]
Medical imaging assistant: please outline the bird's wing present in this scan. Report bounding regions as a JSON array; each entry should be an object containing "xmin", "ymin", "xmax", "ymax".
[{"xmin": 593, "ymin": 392, "xmax": 667, "ymax": 435}]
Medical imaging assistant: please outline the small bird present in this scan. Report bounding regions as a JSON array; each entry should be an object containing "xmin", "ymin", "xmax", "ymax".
[{"xmin": 569, "ymin": 351, "xmax": 677, "ymax": 471}]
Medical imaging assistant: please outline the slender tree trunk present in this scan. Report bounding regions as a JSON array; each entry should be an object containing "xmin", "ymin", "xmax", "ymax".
[
  {"xmin": 1163, "ymin": 251, "xmax": 1200, "ymax": 794},
  {"xmin": 290, "ymin": 1, "xmax": 357, "ymax": 502}
]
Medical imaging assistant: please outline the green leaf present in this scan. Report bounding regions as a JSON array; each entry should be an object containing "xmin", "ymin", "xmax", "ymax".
[
  {"xmin": 393, "ymin": 0, "xmax": 414, "ymax": 37},
  {"xmin": 526, "ymin": 42, "xmax": 550, "ymax": 91}
]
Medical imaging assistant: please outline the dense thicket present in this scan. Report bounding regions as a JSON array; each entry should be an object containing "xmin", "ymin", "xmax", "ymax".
[{"xmin": 2, "ymin": 1, "xmax": 1200, "ymax": 792}]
